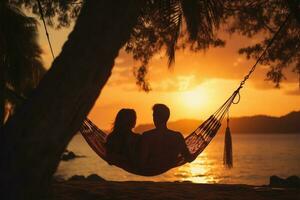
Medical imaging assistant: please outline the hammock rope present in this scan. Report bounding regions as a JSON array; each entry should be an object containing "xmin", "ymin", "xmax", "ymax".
[
  {"xmin": 11, "ymin": 6, "xmax": 289, "ymax": 176},
  {"xmin": 37, "ymin": 0, "xmax": 55, "ymax": 59}
]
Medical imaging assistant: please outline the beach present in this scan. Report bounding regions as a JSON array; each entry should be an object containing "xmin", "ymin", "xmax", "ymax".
[{"xmin": 50, "ymin": 180, "xmax": 300, "ymax": 200}]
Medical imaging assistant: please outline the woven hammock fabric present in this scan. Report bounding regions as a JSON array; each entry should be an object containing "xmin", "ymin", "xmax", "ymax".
[{"xmin": 79, "ymin": 91, "xmax": 238, "ymax": 176}]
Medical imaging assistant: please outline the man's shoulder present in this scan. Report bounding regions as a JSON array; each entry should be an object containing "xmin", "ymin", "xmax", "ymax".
[
  {"xmin": 166, "ymin": 129, "xmax": 182, "ymax": 136},
  {"xmin": 167, "ymin": 130, "xmax": 186, "ymax": 141},
  {"xmin": 142, "ymin": 129, "xmax": 157, "ymax": 137},
  {"xmin": 142, "ymin": 129, "xmax": 184, "ymax": 139}
]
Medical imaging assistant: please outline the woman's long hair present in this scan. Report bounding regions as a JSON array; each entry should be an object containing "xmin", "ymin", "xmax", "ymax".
[
  {"xmin": 106, "ymin": 109, "xmax": 136, "ymax": 155},
  {"xmin": 111, "ymin": 109, "xmax": 136, "ymax": 134}
]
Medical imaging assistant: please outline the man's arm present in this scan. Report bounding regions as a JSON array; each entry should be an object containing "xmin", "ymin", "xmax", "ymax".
[{"xmin": 177, "ymin": 133, "xmax": 194, "ymax": 162}]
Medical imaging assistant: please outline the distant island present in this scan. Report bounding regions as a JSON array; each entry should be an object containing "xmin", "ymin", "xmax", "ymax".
[{"xmin": 134, "ymin": 111, "xmax": 300, "ymax": 134}]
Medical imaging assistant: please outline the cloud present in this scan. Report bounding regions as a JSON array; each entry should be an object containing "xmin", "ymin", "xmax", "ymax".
[
  {"xmin": 104, "ymin": 33, "xmax": 300, "ymax": 93},
  {"xmin": 233, "ymin": 57, "xmax": 245, "ymax": 67},
  {"xmin": 149, "ymin": 75, "xmax": 204, "ymax": 92}
]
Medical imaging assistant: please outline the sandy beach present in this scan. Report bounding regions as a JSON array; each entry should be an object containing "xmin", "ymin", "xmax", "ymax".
[{"xmin": 49, "ymin": 180, "xmax": 300, "ymax": 200}]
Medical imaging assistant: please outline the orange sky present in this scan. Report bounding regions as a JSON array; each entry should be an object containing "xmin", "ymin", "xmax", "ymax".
[{"xmin": 38, "ymin": 23, "xmax": 300, "ymax": 130}]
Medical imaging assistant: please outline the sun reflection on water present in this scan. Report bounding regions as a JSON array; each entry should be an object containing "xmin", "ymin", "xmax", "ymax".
[{"xmin": 175, "ymin": 152, "xmax": 220, "ymax": 183}]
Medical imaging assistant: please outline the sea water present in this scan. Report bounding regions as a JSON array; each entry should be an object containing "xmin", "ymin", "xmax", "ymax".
[{"xmin": 56, "ymin": 133, "xmax": 300, "ymax": 185}]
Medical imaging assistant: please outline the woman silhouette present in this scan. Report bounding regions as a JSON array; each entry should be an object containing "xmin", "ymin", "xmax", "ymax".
[{"xmin": 106, "ymin": 109, "xmax": 140, "ymax": 166}]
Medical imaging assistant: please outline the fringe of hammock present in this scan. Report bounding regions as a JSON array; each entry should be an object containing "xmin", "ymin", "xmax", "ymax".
[{"xmin": 224, "ymin": 126, "xmax": 233, "ymax": 168}]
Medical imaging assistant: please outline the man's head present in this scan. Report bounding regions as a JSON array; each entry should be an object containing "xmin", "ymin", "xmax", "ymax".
[{"xmin": 152, "ymin": 104, "xmax": 170, "ymax": 128}]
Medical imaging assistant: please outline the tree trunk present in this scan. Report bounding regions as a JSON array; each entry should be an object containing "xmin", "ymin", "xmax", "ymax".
[
  {"xmin": 0, "ymin": 61, "xmax": 4, "ymax": 129},
  {"xmin": 0, "ymin": 47, "xmax": 4, "ymax": 128},
  {"xmin": 1, "ymin": 1, "xmax": 142, "ymax": 199},
  {"xmin": 0, "ymin": 2, "xmax": 5, "ymax": 129}
]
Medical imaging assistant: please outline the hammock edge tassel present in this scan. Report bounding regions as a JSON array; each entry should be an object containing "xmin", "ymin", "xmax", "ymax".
[{"xmin": 223, "ymin": 126, "xmax": 233, "ymax": 168}]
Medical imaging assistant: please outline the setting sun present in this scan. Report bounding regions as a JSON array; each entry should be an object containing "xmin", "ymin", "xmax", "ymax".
[
  {"xmin": 173, "ymin": 85, "xmax": 212, "ymax": 120},
  {"xmin": 179, "ymin": 87, "xmax": 208, "ymax": 109}
]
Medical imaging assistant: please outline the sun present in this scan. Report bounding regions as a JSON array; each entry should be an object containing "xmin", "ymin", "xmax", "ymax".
[
  {"xmin": 170, "ymin": 84, "xmax": 213, "ymax": 120},
  {"xmin": 180, "ymin": 87, "xmax": 207, "ymax": 109}
]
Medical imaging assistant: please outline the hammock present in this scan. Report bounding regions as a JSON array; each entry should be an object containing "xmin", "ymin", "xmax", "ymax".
[{"xmin": 80, "ymin": 91, "xmax": 236, "ymax": 176}]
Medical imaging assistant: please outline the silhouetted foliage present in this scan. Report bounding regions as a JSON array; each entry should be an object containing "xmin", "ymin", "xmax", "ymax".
[
  {"xmin": 9, "ymin": 0, "xmax": 82, "ymax": 28},
  {"xmin": 127, "ymin": 0, "xmax": 300, "ymax": 89},
  {"xmin": 225, "ymin": 0, "xmax": 300, "ymax": 87},
  {"xmin": 10, "ymin": 0, "xmax": 300, "ymax": 90},
  {"xmin": 0, "ymin": 2, "xmax": 46, "ymax": 123},
  {"xmin": 125, "ymin": 0, "xmax": 225, "ymax": 90}
]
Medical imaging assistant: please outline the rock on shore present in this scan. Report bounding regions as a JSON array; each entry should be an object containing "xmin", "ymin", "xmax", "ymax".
[{"xmin": 270, "ymin": 175, "xmax": 300, "ymax": 188}]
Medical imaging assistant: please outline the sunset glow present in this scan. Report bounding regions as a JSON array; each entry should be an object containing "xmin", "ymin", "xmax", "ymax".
[
  {"xmin": 179, "ymin": 86, "xmax": 208, "ymax": 109},
  {"xmin": 38, "ymin": 24, "xmax": 300, "ymax": 130}
]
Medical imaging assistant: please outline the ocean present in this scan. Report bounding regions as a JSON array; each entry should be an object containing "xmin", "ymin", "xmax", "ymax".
[{"xmin": 56, "ymin": 133, "xmax": 300, "ymax": 185}]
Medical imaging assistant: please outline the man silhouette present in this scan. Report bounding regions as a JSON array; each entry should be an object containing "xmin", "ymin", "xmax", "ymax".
[{"xmin": 140, "ymin": 104, "xmax": 193, "ymax": 173}]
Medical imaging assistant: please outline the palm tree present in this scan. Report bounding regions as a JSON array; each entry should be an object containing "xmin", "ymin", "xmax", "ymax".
[
  {"xmin": 0, "ymin": 2, "xmax": 46, "ymax": 127},
  {"xmin": 1, "ymin": 1, "xmax": 144, "ymax": 199},
  {"xmin": 1, "ymin": 1, "xmax": 226, "ymax": 199}
]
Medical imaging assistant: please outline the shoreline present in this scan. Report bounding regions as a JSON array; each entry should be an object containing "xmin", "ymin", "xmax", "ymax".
[{"xmin": 50, "ymin": 180, "xmax": 300, "ymax": 200}]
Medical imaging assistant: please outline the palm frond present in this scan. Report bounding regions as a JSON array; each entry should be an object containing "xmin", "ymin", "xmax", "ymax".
[
  {"xmin": 126, "ymin": 0, "xmax": 225, "ymax": 91},
  {"xmin": 1, "ymin": 3, "xmax": 46, "ymax": 97},
  {"xmin": 181, "ymin": 0, "xmax": 223, "ymax": 41}
]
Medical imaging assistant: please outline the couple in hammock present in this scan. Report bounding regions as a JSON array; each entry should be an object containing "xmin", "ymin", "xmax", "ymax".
[{"xmin": 106, "ymin": 104, "xmax": 195, "ymax": 175}]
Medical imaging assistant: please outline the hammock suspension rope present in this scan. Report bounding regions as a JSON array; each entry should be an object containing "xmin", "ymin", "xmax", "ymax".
[{"xmin": 37, "ymin": 0, "xmax": 55, "ymax": 59}]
